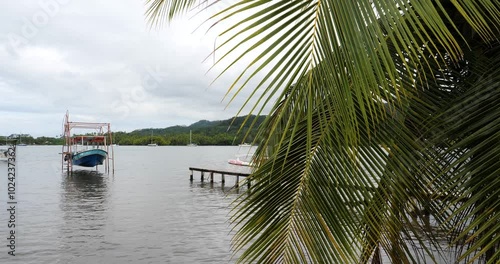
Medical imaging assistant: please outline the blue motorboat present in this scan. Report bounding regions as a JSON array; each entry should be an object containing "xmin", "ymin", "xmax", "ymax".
[
  {"xmin": 70, "ymin": 149, "xmax": 107, "ymax": 167},
  {"xmin": 61, "ymin": 111, "xmax": 115, "ymax": 173}
]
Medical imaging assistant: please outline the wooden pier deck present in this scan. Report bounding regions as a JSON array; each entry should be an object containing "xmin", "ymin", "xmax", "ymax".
[{"xmin": 189, "ymin": 167, "xmax": 251, "ymax": 187}]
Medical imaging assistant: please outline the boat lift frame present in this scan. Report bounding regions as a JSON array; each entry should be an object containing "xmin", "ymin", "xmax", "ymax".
[{"xmin": 62, "ymin": 111, "xmax": 115, "ymax": 173}]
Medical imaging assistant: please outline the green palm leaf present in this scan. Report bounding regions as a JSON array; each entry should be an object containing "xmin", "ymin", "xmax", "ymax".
[
  {"xmin": 429, "ymin": 44, "xmax": 500, "ymax": 264},
  {"xmin": 145, "ymin": 0, "xmax": 500, "ymax": 262}
]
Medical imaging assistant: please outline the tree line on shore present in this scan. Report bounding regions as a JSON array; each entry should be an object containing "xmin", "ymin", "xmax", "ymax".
[{"xmin": 1, "ymin": 115, "xmax": 265, "ymax": 146}]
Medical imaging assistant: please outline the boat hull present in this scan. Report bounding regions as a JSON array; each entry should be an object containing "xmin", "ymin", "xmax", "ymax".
[
  {"xmin": 228, "ymin": 158, "xmax": 252, "ymax": 166},
  {"xmin": 72, "ymin": 149, "xmax": 107, "ymax": 167}
]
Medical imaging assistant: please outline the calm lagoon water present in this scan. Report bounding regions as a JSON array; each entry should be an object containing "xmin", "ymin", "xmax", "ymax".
[{"xmin": 0, "ymin": 145, "xmax": 250, "ymax": 264}]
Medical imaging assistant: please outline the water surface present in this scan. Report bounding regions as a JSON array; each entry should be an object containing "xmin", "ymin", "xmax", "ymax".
[{"xmin": 0, "ymin": 145, "xmax": 249, "ymax": 264}]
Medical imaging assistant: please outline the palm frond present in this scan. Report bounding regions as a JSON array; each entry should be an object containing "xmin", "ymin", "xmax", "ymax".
[
  {"xmin": 144, "ymin": 0, "xmax": 500, "ymax": 263},
  {"xmin": 430, "ymin": 44, "xmax": 500, "ymax": 264}
]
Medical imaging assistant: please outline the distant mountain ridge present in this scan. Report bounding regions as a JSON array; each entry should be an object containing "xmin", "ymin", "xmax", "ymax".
[
  {"xmin": 0, "ymin": 115, "xmax": 266, "ymax": 146},
  {"xmin": 130, "ymin": 115, "xmax": 266, "ymax": 136},
  {"xmin": 113, "ymin": 115, "xmax": 266, "ymax": 146}
]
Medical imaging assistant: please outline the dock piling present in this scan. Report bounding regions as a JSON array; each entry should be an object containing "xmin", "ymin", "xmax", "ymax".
[{"xmin": 189, "ymin": 167, "xmax": 250, "ymax": 188}]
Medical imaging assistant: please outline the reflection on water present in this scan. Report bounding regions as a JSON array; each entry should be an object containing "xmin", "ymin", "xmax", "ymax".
[
  {"xmin": 59, "ymin": 170, "xmax": 111, "ymax": 260},
  {"xmin": 61, "ymin": 170, "xmax": 109, "ymax": 208},
  {"xmin": 0, "ymin": 146, "xmax": 244, "ymax": 263},
  {"xmin": 0, "ymin": 146, "xmax": 480, "ymax": 263},
  {"xmin": 191, "ymin": 177, "xmax": 248, "ymax": 195}
]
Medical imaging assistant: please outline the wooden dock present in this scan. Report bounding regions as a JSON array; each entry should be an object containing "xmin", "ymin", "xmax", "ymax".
[{"xmin": 189, "ymin": 167, "xmax": 251, "ymax": 188}]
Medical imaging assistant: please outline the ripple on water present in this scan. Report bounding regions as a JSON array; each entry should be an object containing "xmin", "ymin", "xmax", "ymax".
[{"xmin": 1, "ymin": 146, "xmax": 243, "ymax": 263}]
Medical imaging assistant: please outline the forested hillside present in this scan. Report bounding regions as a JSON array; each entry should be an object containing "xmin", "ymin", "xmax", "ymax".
[
  {"xmin": 1, "ymin": 115, "xmax": 265, "ymax": 146},
  {"xmin": 113, "ymin": 115, "xmax": 265, "ymax": 146}
]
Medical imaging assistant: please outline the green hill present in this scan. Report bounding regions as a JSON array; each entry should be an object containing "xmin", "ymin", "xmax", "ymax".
[
  {"xmin": 114, "ymin": 115, "xmax": 266, "ymax": 146},
  {"xmin": 0, "ymin": 115, "xmax": 266, "ymax": 146}
]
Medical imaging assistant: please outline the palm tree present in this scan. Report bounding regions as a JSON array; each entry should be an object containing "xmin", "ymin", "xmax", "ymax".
[{"xmin": 145, "ymin": 0, "xmax": 499, "ymax": 263}]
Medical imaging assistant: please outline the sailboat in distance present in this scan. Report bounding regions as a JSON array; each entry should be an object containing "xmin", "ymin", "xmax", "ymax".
[
  {"xmin": 187, "ymin": 130, "xmax": 197, "ymax": 147},
  {"xmin": 18, "ymin": 133, "xmax": 27, "ymax": 146},
  {"xmin": 148, "ymin": 130, "xmax": 158, "ymax": 147}
]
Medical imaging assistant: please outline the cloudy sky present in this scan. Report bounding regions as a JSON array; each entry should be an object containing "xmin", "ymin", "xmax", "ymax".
[{"xmin": 0, "ymin": 0, "xmax": 268, "ymax": 137}]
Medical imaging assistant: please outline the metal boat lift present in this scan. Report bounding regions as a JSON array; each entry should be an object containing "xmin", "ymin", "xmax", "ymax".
[{"xmin": 61, "ymin": 111, "xmax": 114, "ymax": 173}]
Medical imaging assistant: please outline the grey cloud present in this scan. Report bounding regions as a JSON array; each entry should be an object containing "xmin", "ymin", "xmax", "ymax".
[{"xmin": 0, "ymin": 0, "xmax": 269, "ymax": 137}]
